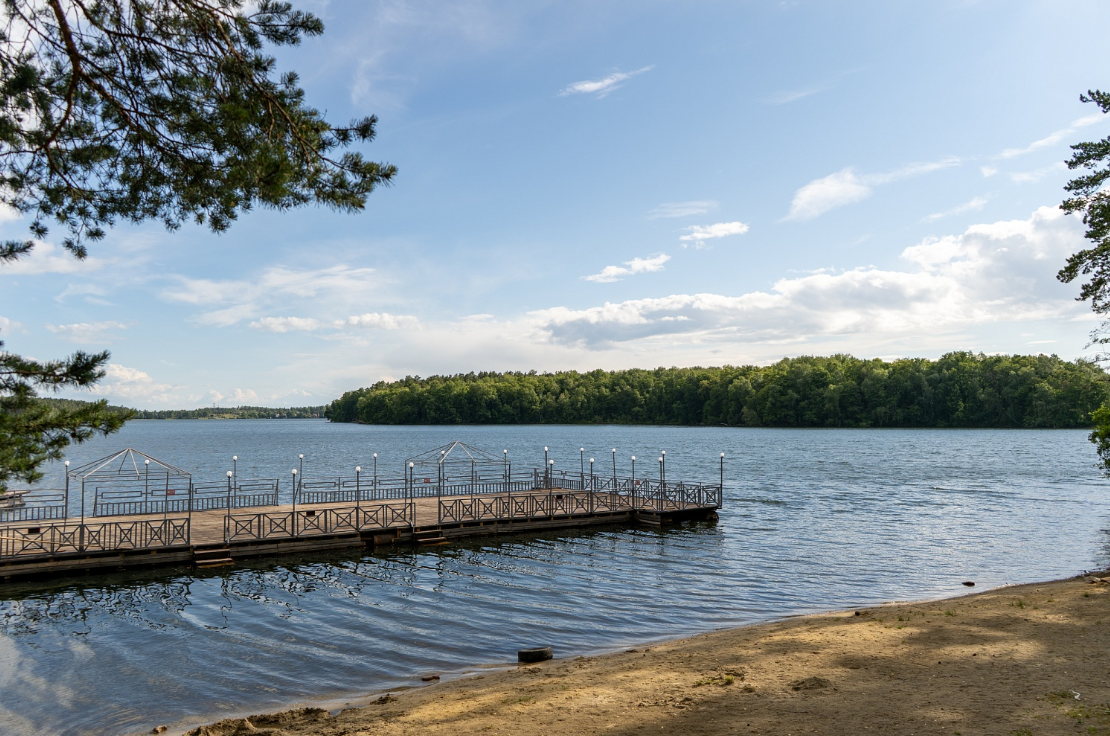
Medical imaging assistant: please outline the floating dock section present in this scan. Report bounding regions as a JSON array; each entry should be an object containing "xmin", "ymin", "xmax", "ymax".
[{"xmin": 0, "ymin": 442, "xmax": 723, "ymax": 582}]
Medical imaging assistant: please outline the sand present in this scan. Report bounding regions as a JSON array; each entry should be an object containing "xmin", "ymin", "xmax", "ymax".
[{"xmin": 181, "ymin": 572, "xmax": 1110, "ymax": 736}]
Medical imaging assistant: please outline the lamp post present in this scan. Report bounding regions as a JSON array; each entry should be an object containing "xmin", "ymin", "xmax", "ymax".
[
  {"xmin": 298, "ymin": 454, "xmax": 304, "ymax": 493},
  {"xmin": 631, "ymin": 455, "xmax": 636, "ymax": 509},
  {"xmin": 144, "ymin": 459, "xmax": 150, "ymax": 514},
  {"xmin": 503, "ymin": 449, "xmax": 508, "ymax": 488},
  {"xmin": 658, "ymin": 456, "xmax": 664, "ymax": 512},
  {"xmin": 291, "ymin": 468, "xmax": 298, "ymax": 537},
  {"xmin": 64, "ymin": 460, "xmax": 70, "ymax": 520},
  {"xmin": 543, "ymin": 446, "xmax": 549, "ymax": 485},
  {"xmin": 611, "ymin": 448, "xmax": 617, "ymax": 489},
  {"xmin": 589, "ymin": 457, "xmax": 595, "ymax": 510},
  {"xmin": 579, "ymin": 448, "xmax": 584, "ymax": 489},
  {"xmin": 408, "ymin": 462, "xmax": 415, "ymax": 531},
  {"xmin": 232, "ymin": 455, "xmax": 238, "ymax": 489},
  {"xmin": 720, "ymin": 452, "xmax": 725, "ymax": 501},
  {"xmin": 226, "ymin": 471, "xmax": 233, "ymax": 540},
  {"xmin": 548, "ymin": 459, "xmax": 555, "ymax": 517},
  {"xmin": 661, "ymin": 449, "xmax": 667, "ymax": 511},
  {"xmin": 372, "ymin": 453, "xmax": 377, "ymax": 496},
  {"xmin": 355, "ymin": 466, "xmax": 362, "ymax": 514}
]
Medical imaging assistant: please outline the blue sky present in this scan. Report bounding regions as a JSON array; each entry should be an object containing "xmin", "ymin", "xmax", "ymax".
[{"xmin": 2, "ymin": 0, "xmax": 1109, "ymax": 408}]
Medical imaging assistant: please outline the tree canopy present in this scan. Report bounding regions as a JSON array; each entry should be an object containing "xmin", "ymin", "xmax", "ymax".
[
  {"xmin": 325, "ymin": 353, "xmax": 1109, "ymax": 429},
  {"xmin": 0, "ymin": 0, "xmax": 395, "ymax": 260},
  {"xmin": 1059, "ymin": 90, "xmax": 1110, "ymax": 346},
  {"xmin": 0, "ymin": 0, "xmax": 394, "ymax": 490}
]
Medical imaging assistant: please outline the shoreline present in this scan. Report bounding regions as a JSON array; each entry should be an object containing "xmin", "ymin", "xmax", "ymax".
[{"xmin": 175, "ymin": 570, "xmax": 1110, "ymax": 736}]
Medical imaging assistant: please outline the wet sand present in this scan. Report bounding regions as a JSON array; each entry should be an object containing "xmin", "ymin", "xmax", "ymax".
[{"xmin": 182, "ymin": 571, "xmax": 1110, "ymax": 736}]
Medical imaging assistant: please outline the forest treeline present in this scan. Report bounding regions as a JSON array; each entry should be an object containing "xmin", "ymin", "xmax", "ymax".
[
  {"xmin": 38, "ymin": 399, "xmax": 326, "ymax": 420},
  {"xmin": 324, "ymin": 353, "xmax": 1110, "ymax": 428}
]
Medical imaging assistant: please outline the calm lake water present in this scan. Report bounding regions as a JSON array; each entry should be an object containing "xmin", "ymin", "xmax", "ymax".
[{"xmin": 1, "ymin": 421, "xmax": 1108, "ymax": 736}]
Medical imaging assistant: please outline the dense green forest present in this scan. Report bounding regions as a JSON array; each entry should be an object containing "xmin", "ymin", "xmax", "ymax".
[
  {"xmin": 38, "ymin": 399, "xmax": 325, "ymax": 420},
  {"xmin": 325, "ymin": 353, "xmax": 1110, "ymax": 428}
]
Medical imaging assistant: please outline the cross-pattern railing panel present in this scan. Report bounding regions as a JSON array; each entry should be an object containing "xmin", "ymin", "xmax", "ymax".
[
  {"xmin": 225, "ymin": 502, "xmax": 414, "ymax": 543},
  {"xmin": 0, "ymin": 518, "xmax": 190, "ymax": 559}
]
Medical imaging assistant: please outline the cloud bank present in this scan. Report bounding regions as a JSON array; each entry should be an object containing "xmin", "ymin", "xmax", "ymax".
[{"xmin": 541, "ymin": 206, "xmax": 1083, "ymax": 346}]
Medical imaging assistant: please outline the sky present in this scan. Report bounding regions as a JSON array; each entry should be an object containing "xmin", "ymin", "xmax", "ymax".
[{"xmin": 2, "ymin": 0, "xmax": 1110, "ymax": 409}]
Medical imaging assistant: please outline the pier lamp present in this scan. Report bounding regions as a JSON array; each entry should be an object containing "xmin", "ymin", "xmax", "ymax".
[
  {"xmin": 544, "ymin": 446, "xmax": 549, "ymax": 469},
  {"xmin": 589, "ymin": 458, "xmax": 594, "ymax": 490},
  {"xmin": 64, "ymin": 460, "xmax": 70, "ymax": 520},
  {"xmin": 631, "ymin": 456, "xmax": 637, "ymax": 507},
  {"xmin": 548, "ymin": 458, "xmax": 554, "ymax": 487},
  {"xmin": 373, "ymin": 453, "xmax": 378, "ymax": 490},
  {"xmin": 232, "ymin": 455, "xmax": 238, "ymax": 486},
  {"xmin": 504, "ymin": 449, "xmax": 508, "ymax": 483},
  {"xmin": 355, "ymin": 466, "xmax": 362, "ymax": 512},
  {"xmin": 298, "ymin": 454, "xmax": 304, "ymax": 490},
  {"xmin": 660, "ymin": 450, "xmax": 666, "ymax": 484},
  {"xmin": 611, "ymin": 448, "xmax": 617, "ymax": 486},
  {"xmin": 291, "ymin": 468, "xmax": 298, "ymax": 536},
  {"xmin": 579, "ymin": 448, "xmax": 584, "ymax": 486},
  {"xmin": 720, "ymin": 452, "xmax": 725, "ymax": 491},
  {"xmin": 226, "ymin": 471, "xmax": 233, "ymax": 524}
]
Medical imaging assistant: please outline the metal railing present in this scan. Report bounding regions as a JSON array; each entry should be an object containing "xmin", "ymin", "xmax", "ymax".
[
  {"xmin": 0, "ymin": 518, "xmax": 190, "ymax": 558},
  {"xmin": 0, "ymin": 490, "xmax": 66, "ymax": 523},
  {"xmin": 93, "ymin": 479, "xmax": 279, "ymax": 516},
  {"xmin": 225, "ymin": 501, "xmax": 414, "ymax": 543}
]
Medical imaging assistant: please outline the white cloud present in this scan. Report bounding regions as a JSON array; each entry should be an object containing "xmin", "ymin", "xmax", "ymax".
[
  {"xmin": 229, "ymin": 388, "xmax": 259, "ymax": 404},
  {"xmin": 679, "ymin": 221, "xmax": 750, "ymax": 248},
  {"xmin": 249, "ymin": 316, "xmax": 324, "ymax": 333},
  {"xmin": 981, "ymin": 165, "xmax": 998, "ymax": 178},
  {"xmin": 786, "ymin": 168, "xmax": 873, "ymax": 220},
  {"xmin": 44, "ymin": 321, "xmax": 128, "ymax": 344},
  {"xmin": 336, "ymin": 312, "xmax": 419, "ymax": 329},
  {"xmin": 584, "ymin": 254, "xmax": 670, "ymax": 283},
  {"xmin": 559, "ymin": 66, "xmax": 652, "ymax": 98},
  {"xmin": 648, "ymin": 200, "xmax": 718, "ymax": 219},
  {"xmin": 163, "ymin": 264, "xmax": 380, "ymax": 326},
  {"xmin": 786, "ymin": 158, "xmax": 961, "ymax": 220},
  {"xmin": 538, "ymin": 206, "xmax": 1084, "ymax": 346},
  {"xmin": 1010, "ymin": 162, "xmax": 1067, "ymax": 184},
  {"xmin": 922, "ymin": 196, "xmax": 989, "ymax": 222},
  {"xmin": 250, "ymin": 312, "xmax": 420, "ymax": 333},
  {"xmin": 88, "ymin": 364, "xmax": 181, "ymax": 405},
  {"xmin": 999, "ymin": 113, "xmax": 1106, "ymax": 159},
  {"xmin": 0, "ymin": 316, "xmax": 22, "ymax": 335},
  {"xmin": 0, "ymin": 241, "xmax": 104, "ymax": 276},
  {"xmin": 0, "ymin": 203, "xmax": 20, "ymax": 224}
]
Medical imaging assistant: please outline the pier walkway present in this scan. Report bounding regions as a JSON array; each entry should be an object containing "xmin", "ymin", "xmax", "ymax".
[{"xmin": 0, "ymin": 443, "xmax": 723, "ymax": 581}]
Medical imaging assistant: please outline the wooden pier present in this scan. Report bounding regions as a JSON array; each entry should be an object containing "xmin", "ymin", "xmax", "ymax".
[{"xmin": 0, "ymin": 444, "xmax": 724, "ymax": 582}]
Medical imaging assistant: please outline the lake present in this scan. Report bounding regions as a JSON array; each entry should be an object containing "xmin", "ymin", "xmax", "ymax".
[{"xmin": 0, "ymin": 421, "xmax": 1107, "ymax": 736}]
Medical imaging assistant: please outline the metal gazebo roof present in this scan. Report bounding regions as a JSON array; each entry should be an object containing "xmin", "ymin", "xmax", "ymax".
[
  {"xmin": 66, "ymin": 448, "xmax": 191, "ymax": 481},
  {"xmin": 406, "ymin": 441, "xmax": 504, "ymax": 469}
]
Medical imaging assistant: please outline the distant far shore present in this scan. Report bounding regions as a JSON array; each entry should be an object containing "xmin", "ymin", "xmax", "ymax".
[{"xmin": 177, "ymin": 570, "xmax": 1110, "ymax": 736}]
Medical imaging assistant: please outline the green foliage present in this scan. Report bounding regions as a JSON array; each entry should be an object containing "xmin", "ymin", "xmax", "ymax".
[
  {"xmin": 1089, "ymin": 404, "xmax": 1110, "ymax": 473},
  {"xmin": 0, "ymin": 0, "xmax": 396, "ymax": 257},
  {"xmin": 325, "ymin": 352, "xmax": 1109, "ymax": 429},
  {"xmin": 1059, "ymin": 90, "xmax": 1110, "ymax": 345},
  {"xmin": 0, "ymin": 345, "xmax": 130, "ymax": 490}
]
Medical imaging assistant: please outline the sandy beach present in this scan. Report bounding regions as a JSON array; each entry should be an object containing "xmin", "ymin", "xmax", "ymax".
[{"xmin": 183, "ymin": 571, "xmax": 1110, "ymax": 736}]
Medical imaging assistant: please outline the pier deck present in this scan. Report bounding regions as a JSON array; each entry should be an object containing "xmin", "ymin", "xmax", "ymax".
[{"xmin": 0, "ymin": 484, "xmax": 721, "ymax": 582}]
